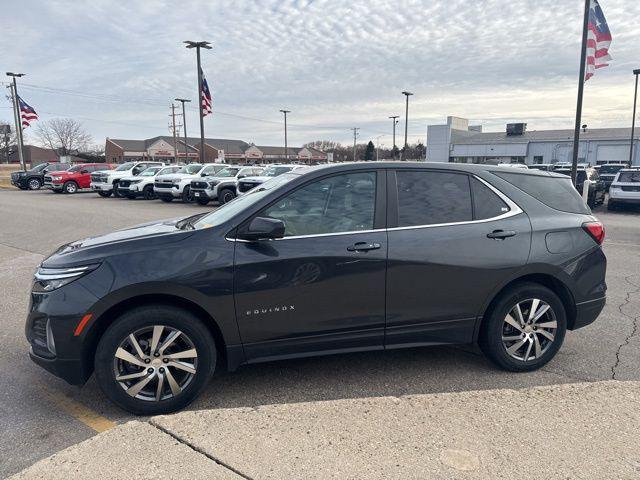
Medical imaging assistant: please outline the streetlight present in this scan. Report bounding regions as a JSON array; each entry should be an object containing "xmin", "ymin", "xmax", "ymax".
[
  {"xmin": 280, "ymin": 109, "xmax": 290, "ymax": 162},
  {"xmin": 6, "ymin": 72, "xmax": 26, "ymax": 171},
  {"xmin": 174, "ymin": 98, "xmax": 191, "ymax": 163},
  {"xmin": 184, "ymin": 40, "xmax": 212, "ymax": 163},
  {"xmin": 389, "ymin": 115, "xmax": 399, "ymax": 159},
  {"xmin": 629, "ymin": 69, "xmax": 640, "ymax": 165},
  {"xmin": 401, "ymin": 91, "xmax": 413, "ymax": 157},
  {"xmin": 375, "ymin": 136, "xmax": 384, "ymax": 161}
]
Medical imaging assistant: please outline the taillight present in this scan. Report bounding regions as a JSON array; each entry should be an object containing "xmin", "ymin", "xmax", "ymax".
[{"xmin": 582, "ymin": 221, "xmax": 605, "ymax": 245}]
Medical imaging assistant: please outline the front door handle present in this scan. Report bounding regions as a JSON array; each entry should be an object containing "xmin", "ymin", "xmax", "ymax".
[
  {"xmin": 347, "ymin": 242, "xmax": 381, "ymax": 252},
  {"xmin": 487, "ymin": 230, "xmax": 517, "ymax": 240}
]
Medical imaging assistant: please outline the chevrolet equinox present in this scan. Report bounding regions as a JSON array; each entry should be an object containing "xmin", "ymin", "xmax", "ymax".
[{"xmin": 26, "ymin": 163, "xmax": 607, "ymax": 414}]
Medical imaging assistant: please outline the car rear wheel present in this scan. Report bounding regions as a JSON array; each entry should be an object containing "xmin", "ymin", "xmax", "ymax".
[
  {"xmin": 142, "ymin": 185, "xmax": 156, "ymax": 200},
  {"xmin": 479, "ymin": 283, "xmax": 566, "ymax": 372},
  {"xmin": 28, "ymin": 178, "xmax": 42, "ymax": 190},
  {"xmin": 218, "ymin": 188, "xmax": 235, "ymax": 204},
  {"xmin": 94, "ymin": 305, "xmax": 216, "ymax": 415},
  {"xmin": 63, "ymin": 181, "xmax": 78, "ymax": 194},
  {"xmin": 98, "ymin": 191, "xmax": 112, "ymax": 198}
]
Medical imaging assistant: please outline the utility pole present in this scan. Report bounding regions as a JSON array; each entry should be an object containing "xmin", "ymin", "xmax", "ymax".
[
  {"xmin": 389, "ymin": 115, "xmax": 399, "ymax": 159},
  {"xmin": 401, "ymin": 91, "xmax": 413, "ymax": 159},
  {"xmin": 351, "ymin": 128, "xmax": 360, "ymax": 162},
  {"xmin": 629, "ymin": 69, "xmax": 640, "ymax": 165},
  {"xmin": 184, "ymin": 41, "xmax": 212, "ymax": 163},
  {"xmin": 6, "ymin": 72, "xmax": 26, "ymax": 171},
  {"xmin": 279, "ymin": 109, "xmax": 290, "ymax": 161},
  {"xmin": 170, "ymin": 103, "xmax": 179, "ymax": 163},
  {"xmin": 175, "ymin": 98, "xmax": 191, "ymax": 163}
]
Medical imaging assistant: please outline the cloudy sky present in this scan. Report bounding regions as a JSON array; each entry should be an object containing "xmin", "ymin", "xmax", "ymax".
[{"xmin": 2, "ymin": 0, "xmax": 639, "ymax": 149}]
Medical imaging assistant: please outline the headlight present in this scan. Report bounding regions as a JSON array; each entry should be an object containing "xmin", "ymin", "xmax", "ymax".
[
  {"xmin": 51, "ymin": 176, "xmax": 63, "ymax": 181},
  {"xmin": 172, "ymin": 179, "xmax": 181, "ymax": 184},
  {"xmin": 33, "ymin": 264, "xmax": 100, "ymax": 292},
  {"xmin": 130, "ymin": 179, "xmax": 142, "ymax": 184}
]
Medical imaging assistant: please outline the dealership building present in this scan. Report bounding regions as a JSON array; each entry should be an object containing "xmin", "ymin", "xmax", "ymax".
[
  {"xmin": 427, "ymin": 116, "xmax": 640, "ymax": 166},
  {"xmin": 105, "ymin": 136, "xmax": 327, "ymax": 164}
]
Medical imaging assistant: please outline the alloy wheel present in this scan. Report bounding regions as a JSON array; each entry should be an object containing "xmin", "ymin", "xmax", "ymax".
[
  {"xmin": 501, "ymin": 298, "xmax": 557, "ymax": 362},
  {"xmin": 66, "ymin": 183, "xmax": 77, "ymax": 194},
  {"xmin": 28, "ymin": 179, "xmax": 41, "ymax": 190},
  {"xmin": 113, "ymin": 325, "xmax": 198, "ymax": 402}
]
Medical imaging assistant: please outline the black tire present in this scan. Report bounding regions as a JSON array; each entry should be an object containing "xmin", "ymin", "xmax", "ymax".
[
  {"xmin": 63, "ymin": 181, "xmax": 79, "ymax": 194},
  {"xmin": 27, "ymin": 178, "xmax": 42, "ymax": 190},
  {"xmin": 218, "ymin": 188, "xmax": 235, "ymax": 205},
  {"xmin": 196, "ymin": 197, "xmax": 210, "ymax": 206},
  {"xmin": 94, "ymin": 305, "xmax": 216, "ymax": 415},
  {"xmin": 52, "ymin": 189, "xmax": 63, "ymax": 194},
  {"xmin": 479, "ymin": 282, "xmax": 567, "ymax": 372},
  {"xmin": 607, "ymin": 200, "xmax": 617, "ymax": 211},
  {"xmin": 160, "ymin": 196, "xmax": 173, "ymax": 203},
  {"xmin": 112, "ymin": 182, "xmax": 122, "ymax": 198},
  {"xmin": 98, "ymin": 191, "xmax": 112, "ymax": 198},
  {"xmin": 142, "ymin": 185, "xmax": 156, "ymax": 200},
  {"xmin": 181, "ymin": 186, "xmax": 193, "ymax": 203}
]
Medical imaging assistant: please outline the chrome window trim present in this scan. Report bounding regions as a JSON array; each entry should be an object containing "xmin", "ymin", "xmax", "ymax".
[{"xmin": 228, "ymin": 173, "xmax": 523, "ymax": 242}]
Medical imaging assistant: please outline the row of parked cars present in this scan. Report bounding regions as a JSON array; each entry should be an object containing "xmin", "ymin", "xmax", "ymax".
[{"xmin": 11, "ymin": 161, "xmax": 308, "ymax": 205}]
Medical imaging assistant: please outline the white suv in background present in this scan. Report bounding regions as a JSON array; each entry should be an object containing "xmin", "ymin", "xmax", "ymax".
[
  {"xmin": 153, "ymin": 163, "xmax": 225, "ymax": 203},
  {"xmin": 190, "ymin": 166, "xmax": 264, "ymax": 205},
  {"xmin": 237, "ymin": 164, "xmax": 307, "ymax": 195},
  {"xmin": 91, "ymin": 161, "xmax": 165, "ymax": 198},
  {"xmin": 119, "ymin": 165, "xmax": 182, "ymax": 200},
  {"xmin": 608, "ymin": 168, "xmax": 640, "ymax": 210}
]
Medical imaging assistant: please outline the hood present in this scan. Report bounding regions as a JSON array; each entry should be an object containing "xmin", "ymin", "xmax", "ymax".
[
  {"xmin": 156, "ymin": 173, "xmax": 199, "ymax": 182},
  {"xmin": 43, "ymin": 217, "xmax": 195, "ymax": 266},
  {"xmin": 240, "ymin": 176, "xmax": 270, "ymax": 183}
]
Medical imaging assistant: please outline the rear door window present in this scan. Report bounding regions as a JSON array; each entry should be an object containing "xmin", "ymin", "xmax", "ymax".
[{"xmin": 396, "ymin": 171, "xmax": 472, "ymax": 227}]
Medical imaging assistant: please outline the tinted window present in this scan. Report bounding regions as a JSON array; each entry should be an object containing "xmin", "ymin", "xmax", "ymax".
[
  {"xmin": 471, "ymin": 177, "xmax": 510, "ymax": 219},
  {"xmin": 618, "ymin": 171, "xmax": 640, "ymax": 183},
  {"xmin": 260, "ymin": 172, "xmax": 376, "ymax": 236},
  {"xmin": 396, "ymin": 171, "xmax": 472, "ymax": 227},
  {"xmin": 493, "ymin": 172, "xmax": 590, "ymax": 214},
  {"xmin": 600, "ymin": 165, "xmax": 625, "ymax": 174}
]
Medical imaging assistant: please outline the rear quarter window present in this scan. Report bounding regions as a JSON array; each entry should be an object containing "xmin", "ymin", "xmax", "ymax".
[{"xmin": 492, "ymin": 171, "xmax": 590, "ymax": 214}]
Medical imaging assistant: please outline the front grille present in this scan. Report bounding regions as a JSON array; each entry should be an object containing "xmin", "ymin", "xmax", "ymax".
[
  {"xmin": 154, "ymin": 181, "xmax": 173, "ymax": 189},
  {"xmin": 44, "ymin": 175, "xmax": 52, "ymax": 184},
  {"xmin": 11, "ymin": 172, "xmax": 20, "ymax": 181},
  {"xmin": 119, "ymin": 180, "xmax": 131, "ymax": 188},
  {"xmin": 621, "ymin": 186, "xmax": 640, "ymax": 192},
  {"xmin": 238, "ymin": 181, "xmax": 260, "ymax": 193},
  {"xmin": 91, "ymin": 173, "xmax": 107, "ymax": 183},
  {"xmin": 191, "ymin": 181, "xmax": 208, "ymax": 189}
]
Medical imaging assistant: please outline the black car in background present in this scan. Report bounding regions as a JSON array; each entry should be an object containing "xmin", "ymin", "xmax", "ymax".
[
  {"xmin": 555, "ymin": 167, "xmax": 606, "ymax": 208},
  {"xmin": 26, "ymin": 163, "xmax": 606, "ymax": 414},
  {"xmin": 10, "ymin": 162, "xmax": 69, "ymax": 190},
  {"xmin": 597, "ymin": 164, "xmax": 628, "ymax": 191}
]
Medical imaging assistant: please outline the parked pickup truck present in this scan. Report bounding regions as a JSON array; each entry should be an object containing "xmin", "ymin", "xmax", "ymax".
[
  {"xmin": 91, "ymin": 161, "xmax": 165, "ymax": 197},
  {"xmin": 119, "ymin": 165, "xmax": 182, "ymax": 200},
  {"xmin": 190, "ymin": 166, "xmax": 264, "ymax": 205},
  {"xmin": 11, "ymin": 162, "xmax": 69, "ymax": 190},
  {"xmin": 45, "ymin": 163, "xmax": 115, "ymax": 194},
  {"xmin": 237, "ymin": 164, "xmax": 307, "ymax": 195},
  {"xmin": 153, "ymin": 163, "xmax": 225, "ymax": 203}
]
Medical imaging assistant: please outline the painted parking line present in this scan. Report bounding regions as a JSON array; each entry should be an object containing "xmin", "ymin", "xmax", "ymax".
[{"xmin": 43, "ymin": 388, "xmax": 116, "ymax": 433}]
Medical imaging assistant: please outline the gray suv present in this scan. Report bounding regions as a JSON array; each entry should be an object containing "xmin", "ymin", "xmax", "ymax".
[{"xmin": 190, "ymin": 166, "xmax": 264, "ymax": 205}]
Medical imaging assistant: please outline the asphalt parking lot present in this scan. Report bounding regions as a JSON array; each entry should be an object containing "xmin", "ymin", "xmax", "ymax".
[{"xmin": 1, "ymin": 188, "xmax": 639, "ymax": 478}]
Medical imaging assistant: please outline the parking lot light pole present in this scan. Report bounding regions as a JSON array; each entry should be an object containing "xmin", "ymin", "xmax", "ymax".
[
  {"xmin": 389, "ymin": 116, "xmax": 399, "ymax": 159},
  {"xmin": 184, "ymin": 41, "xmax": 212, "ymax": 163},
  {"xmin": 629, "ymin": 69, "xmax": 640, "ymax": 165},
  {"xmin": 6, "ymin": 72, "xmax": 26, "ymax": 171},
  {"xmin": 401, "ymin": 92, "xmax": 413, "ymax": 159},
  {"xmin": 280, "ymin": 110, "xmax": 290, "ymax": 161},
  {"xmin": 175, "ymin": 98, "xmax": 191, "ymax": 163}
]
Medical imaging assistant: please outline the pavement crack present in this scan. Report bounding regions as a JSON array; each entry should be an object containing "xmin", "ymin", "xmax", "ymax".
[
  {"xmin": 611, "ymin": 275, "xmax": 640, "ymax": 380},
  {"xmin": 148, "ymin": 419, "xmax": 254, "ymax": 480}
]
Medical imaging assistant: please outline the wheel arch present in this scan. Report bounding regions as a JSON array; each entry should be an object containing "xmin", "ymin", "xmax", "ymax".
[{"xmin": 82, "ymin": 293, "xmax": 230, "ymax": 380}]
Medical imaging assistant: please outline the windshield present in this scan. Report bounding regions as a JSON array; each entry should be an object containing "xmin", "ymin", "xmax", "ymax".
[
  {"xmin": 30, "ymin": 163, "xmax": 49, "ymax": 172},
  {"xmin": 193, "ymin": 173, "xmax": 298, "ymax": 230},
  {"xmin": 529, "ymin": 165, "xmax": 548, "ymax": 171},
  {"xmin": 140, "ymin": 167, "xmax": 161, "ymax": 176},
  {"xmin": 67, "ymin": 165, "xmax": 83, "ymax": 173},
  {"xmin": 157, "ymin": 167, "xmax": 177, "ymax": 176},
  {"xmin": 263, "ymin": 166, "xmax": 293, "ymax": 177},
  {"xmin": 599, "ymin": 165, "xmax": 625, "ymax": 174},
  {"xmin": 215, "ymin": 167, "xmax": 240, "ymax": 177},
  {"xmin": 178, "ymin": 164, "xmax": 203, "ymax": 174},
  {"xmin": 115, "ymin": 162, "xmax": 136, "ymax": 171},
  {"xmin": 618, "ymin": 171, "xmax": 640, "ymax": 183}
]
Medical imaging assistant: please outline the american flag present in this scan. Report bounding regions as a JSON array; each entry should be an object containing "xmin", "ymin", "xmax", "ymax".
[
  {"xmin": 585, "ymin": 0, "xmax": 612, "ymax": 81},
  {"xmin": 18, "ymin": 96, "xmax": 39, "ymax": 128},
  {"xmin": 201, "ymin": 69, "xmax": 212, "ymax": 117}
]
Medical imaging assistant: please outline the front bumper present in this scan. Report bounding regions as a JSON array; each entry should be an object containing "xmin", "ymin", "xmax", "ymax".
[
  {"xmin": 29, "ymin": 348, "xmax": 89, "ymax": 385},
  {"xmin": 154, "ymin": 186, "xmax": 182, "ymax": 198},
  {"xmin": 11, "ymin": 177, "xmax": 27, "ymax": 188},
  {"xmin": 91, "ymin": 182, "xmax": 113, "ymax": 192},
  {"xmin": 191, "ymin": 186, "xmax": 218, "ymax": 200}
]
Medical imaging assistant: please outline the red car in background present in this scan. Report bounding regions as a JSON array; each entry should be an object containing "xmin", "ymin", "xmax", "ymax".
[{"xmin": 44, "ymin": 163, "xmax": 115, "ymax": 194}]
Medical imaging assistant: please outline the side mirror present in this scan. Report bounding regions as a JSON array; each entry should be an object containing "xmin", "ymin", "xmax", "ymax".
[
  {"xmin": 80, "ymin": 169, "xmax": 89, "ymax": 174},
  {"xmin": 201, "ymin": 172, "xmax": 208, "ymax": 177},
  {"xmin": 237, "ymin": 173, "xmax": 247, "ymax": 179},
  {"xmin": 238, "ymin": 217, "xmax": 285, "ymax": 241},
  {"xmin": 132, "ymin": 168, "xmax": 142, "ymax": 175}
]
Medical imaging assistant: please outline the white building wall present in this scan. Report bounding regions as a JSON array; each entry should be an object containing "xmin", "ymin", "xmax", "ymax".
[{"xmin": 426, "ymin": 125, "xmax": 452, "ymax": 162}]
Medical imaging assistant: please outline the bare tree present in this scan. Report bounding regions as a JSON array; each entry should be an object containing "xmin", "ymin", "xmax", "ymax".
[
  {"xmin": 0, "ymin": 121, "xmax": 17, "ymax": 164},
  {"xmin": 35, "ymin": 118, "xmax": 93, "ymax": 157},
  {"xmin": 303, "ymin": 140, "xmax": 340, "ymax": 152}
]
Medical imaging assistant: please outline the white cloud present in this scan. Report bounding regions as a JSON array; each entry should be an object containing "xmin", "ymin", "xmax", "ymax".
[{"xmin": 2, "ymin": 0, "xmax": 639, "ymax": 147}]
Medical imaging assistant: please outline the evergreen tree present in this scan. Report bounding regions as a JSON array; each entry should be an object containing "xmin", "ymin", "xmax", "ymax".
[{"xmin": 364, "ymin": 141, "xmax": 375, "ymax": 161}]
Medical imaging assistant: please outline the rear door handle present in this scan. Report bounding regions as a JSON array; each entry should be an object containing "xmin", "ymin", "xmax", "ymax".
[
  {"xmin": 487, "ymin": 230, "xmax": 517, "ymax": 239},
  {"xmin": 347, "ymin": 242, "xmax": 381, "ymax": 252}
]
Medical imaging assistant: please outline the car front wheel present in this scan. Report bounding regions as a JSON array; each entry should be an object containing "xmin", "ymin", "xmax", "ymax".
[
  {"xmin": 28, "ymin": 178, "xmax": 42, "ymax": 190},
  {"xmin": 98, "ymin": 191, "xmax": 112, "ymax": 198},
  {"xmin": 479, "ymin": 283, "xmax": 566, "ymax": 372},
  {"xmin": 218, "ymin": 188, "xmax": 235, "ymax": 204},
  {"xmin": 94, "ymin": 305, "xmax": 216, "ymax": 415},
  {"xmin": 63, "ymin": 181, "xmax": 78, "ymax": 194},
  {"xmin": 113, "ymin": 182, "xmax": 122, "ymax": 198}
]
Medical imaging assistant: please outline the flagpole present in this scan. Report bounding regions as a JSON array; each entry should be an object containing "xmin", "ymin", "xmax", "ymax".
[
  {"xmin": 184, "ymin": 41, "xmax": 211, "ymax": 163},
  {"xmin": 571, "ymin": 0, "xmax": 591, "ymax": 184},
  {"xmin": 6, "ymin": 73, "xmax": 26, "ymax": 171}
]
